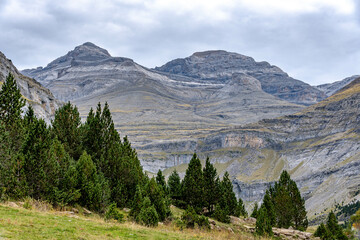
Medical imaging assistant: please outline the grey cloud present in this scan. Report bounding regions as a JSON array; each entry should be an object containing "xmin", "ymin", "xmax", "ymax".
[{"xmin": 0, "ymin": 1, "xmax": 359, "ymax": 85}]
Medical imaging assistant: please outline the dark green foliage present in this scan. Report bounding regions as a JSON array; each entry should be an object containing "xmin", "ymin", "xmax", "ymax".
[
  {"xmin": 21, "ymin": 118, "xmax": 51, "ymax": 199},
  {"xmin": 145, "ymin": 178, "xmax": 170, "ymax": 222},
  {"xmin": 51, "ymin": 102, "xmax": 82, "ymax": 159},
  {"xmin": 236, "ymin": 197, "xmax": 248, "ymax": 217},
  {"xmin": 262, "ymin": 190, "xmax": 276, "ymax": 226},
  {"xmin": 251, "ymin": 202, "xmax": 259, "ymax": 218},
  {"xmin": 182, "ymin": 153, "xmax": 204, "ymax": 213},
  {"xmin": 213, "ymin": 203, "xmax": 230, "ymax": 223},
  {"xmin": 181, "ymin": 206, "xmax": 198, "ymax": 228},
  {"xmin": 168, "ymin": 170, "xmax": 182, "ymax": 206},
  {"xmin": 130, "ymin": 185, "xmax": 143, "ymax": 218},
  {"xmin": 76, "ymin": 151, "xmax": 110, "ymax": 211},
  {"xmin": 326, "ymin": 211, "xmax": 348, "ymax": 240},
  {"xmin": 156, "ymin": 169, "xmax": 168, "ymax": 195},
  {"xmin": 314, "ymin": 212, "xmax": 348, "ymax": 240},
  {"xmin": 270, "ymin": 170, "xmax": 308, "ymax": 230},
  {"xmin": 314, "ymin": 223, "xmax": 331, "ymax": 239},
  {"xmin": 181, "ymin": 206, "xmax": 210, "ymax": 229},
  {"xmin": 105, "ymin": 203, "xmax": 124, "ymax": 222},
  {"xmin": 137, "ymin": 197, "xmax": 159, "ymax": 227},
  {"xmin": 220, "ymin": 171, "xmax": 237, "ymax": 216},
  {"xmin": 81, "ymin": 102, "xmax": 144, "ymax": 207},
  {"xmin": 0, "ymin": 73, "xmax": 25, "ymax": 124},
  {"xmin": 255, "ymin": 206, "xmax": 273, "ymax": 236},
  {"xmin": 203, "ymin": 157, "xmax": 217, "ymax": 213}
]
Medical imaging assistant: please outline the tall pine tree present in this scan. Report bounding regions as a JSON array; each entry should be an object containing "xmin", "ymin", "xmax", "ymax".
[{"xmin": 182, "ymin": 153, "xmax": 204, "ymax": 213}]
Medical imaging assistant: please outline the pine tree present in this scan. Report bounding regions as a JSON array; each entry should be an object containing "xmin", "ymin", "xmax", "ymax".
[
  {"xmin": 156, "ymin": 169, "xmax": 168, "ymax": 195},
  {"xmin": 220, "ymin": 171, "xmax": 237, "ymax": 216},
  {"xmin": 137, "ymin": 197, "xmax": 159, "ymax": 227},
  {"xmin": 203, "ymin": 157, "xmax": 217, "ymax": 213},
  {"xmin": 236, "ymin": 197, "xmax": 248, "ymax": 217},
  {"xmin": 130, "ymin": 185, "xmax": 143, "ymax": 219},
  {"xmin": 326, "ymin": 211, "xmax": 348, "ymax": 240},
  {"xmin": 270, "ymin": 170, "xmax": 308, "ymax": 230},
  {"xmin": 51, "ymin": 102, "xmax": 82, "ymax": 159},
  {"xmin": 0, "ymin": 73, "xmax": 25, "ymax": 125},
  {"xmin": 290, "ymin": 181, "xmax": 308, "ymax": 230},
  {"xmin": 145, "ymin": 178, "xmax": 170, "ymax": 221},
  {"xmin": 21, "ymin": 118, "xmax": 51, "ymax": 199},
  {"xmin": 251, "ymin": 202, "xmax": 259, "ymax": 218},
  {"xmin": 168, "ymin": 170, "xmax": 182, "ymax": 204},
  {"xmin": 262, "ymin": 190, "xmax": 276, "ymax": 226},
  {"xmin": 182, "ymin": 153, "xmax": 204, "ymax": 213},
  {"xmin": 255, "ymin": 206, "xmax": 273, "ymax": 236},
  {"xmin": 76, "ymin": 151, "xmax": 110, "ymax": 211},
  {"xmin": 314, "ymin": 223, "xmax": 331, "ymax": 239}
]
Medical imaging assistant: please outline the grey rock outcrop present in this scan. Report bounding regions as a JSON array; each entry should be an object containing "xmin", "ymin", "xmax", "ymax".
[
  {"xmin": 21, "ymin": 42, "xmax": 304, "ymax": 154},
  {"xmin": 316, "ymin": 75, "xmax": 360, "ymax": 97},
  {"xmin": 160, "ymin": 78, "xmax": 360, "ymax": 219},
  {"xmin": 155, "ymin": 50, "xmax": 326, "ymax": 105},
  {"xmin": 0, "ymin": 51, "xmax": 61, "ymax": 122}
]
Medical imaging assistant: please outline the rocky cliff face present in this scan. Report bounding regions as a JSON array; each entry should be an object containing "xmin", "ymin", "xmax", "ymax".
[
  {"xmin": 159, "ymin": 78, "xmax": 360, "ymax": 219},
  {"xmin": 21, "ymin": 42, "xmax": 304, "ymax": 148},
  {"xmin": 316, "ymin": 75, "xmax": 359, "ymax": 97},
  {"xmin": 0, "ymin": 51, "xmax": 62, "ymax": 122},
  {"xmin": 155, "ymin": 50, "xmax": 326, "ymax": 105}
]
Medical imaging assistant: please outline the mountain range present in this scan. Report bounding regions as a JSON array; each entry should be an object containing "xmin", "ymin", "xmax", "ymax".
[
  {"xmin": 0, "ymin": 51, "xmax": 61, "ymax": 122},
  {"xmin": 18, "ymin": 42, "xmax": 360, "ymax": 221}
]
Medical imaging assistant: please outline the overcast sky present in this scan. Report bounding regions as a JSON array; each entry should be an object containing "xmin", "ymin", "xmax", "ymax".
[{"xmin": 1, "ymin": 0, "xmax": 359, "ymax": 85}]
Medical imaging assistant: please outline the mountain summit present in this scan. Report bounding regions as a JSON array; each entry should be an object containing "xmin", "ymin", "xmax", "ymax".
[{"xmin": 155, "ymin": 50, "xmax": 326, "ymax": 105}]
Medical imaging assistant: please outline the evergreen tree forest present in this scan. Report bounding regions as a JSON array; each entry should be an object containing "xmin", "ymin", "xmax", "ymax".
[
  {"xmin": 255, "ymin": 170, "xmax": 308, "ymax": 236},
  {"xmin": 0, "ymin": 73, "xmax": 247, "ymax": 227}
]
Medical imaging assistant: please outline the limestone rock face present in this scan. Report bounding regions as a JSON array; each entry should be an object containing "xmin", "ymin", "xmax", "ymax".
[
  {"xmin": 316, "ymin": 75, "xmax": 360, "ymax": 97},
  {"xmin": 0, "ymin": 51, "xmax": 62, "ymax": 123},
  {"xmin": 21, "ymin": 42, "xmax": 304, "ymax": 156},
  {"xmin": 157, "ymin": 78, "xmax": 360, "ymax": 220},
  {"xmin": 155, "ymin": 50, "xmax": 326, "ymax": 105}
]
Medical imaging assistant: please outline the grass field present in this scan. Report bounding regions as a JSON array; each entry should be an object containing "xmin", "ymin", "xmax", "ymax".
[{"xmin": 0, "ymin": 202, "xmax": 260, "ymax": 240}]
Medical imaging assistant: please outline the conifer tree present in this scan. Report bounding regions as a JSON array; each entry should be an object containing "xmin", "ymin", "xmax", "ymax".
[
  {"xmin": 203, "ymin": 157, "xmax": 217, "ymax": 213},
  {"xmin": 21, "ymin": 118, "xmax": 51, "ymax": 199},
  {"xmin": 326, "ymin": 211, "xmax": 348, "ymax": 240},
  {"xmin": 262, "ymin": 190, "xmax": 276, "ymax": 226},
  {"xmin": 51, "ymin": 102, "xmax": 82, "ymax": 159},
  {"xmin": 156, "ymin": 169, "xmax": 168, "ymax": 195},
  {"xmin": 137, "ymin": 197, "xmax": 159, "ymax": 227},
  {"xmin": 270, "ymin": 170, "xmax": 308, "ymax": 230},
  {"xmin": 168, "ymin": 170, "xmax": 181, "ymax": 204},
  {"xmin": 145, "ymin": 178, "xmax": 170, "ymax": 221},
  {"xmin": 255, "ymin": 206, "xmax": 273, "ymax": 236},
  {"xmin": 130, "ymin": 185, "xmax": 143, "ymax": 219},
  {"xmin": 220, "ymin": 171, "xmax": 237, "ymax": 216},
  {"xmin": 251, "ymin": 202, "xmax": 259, "ymax": 218},
  {"xmin": 76, "ymin": 151, "xmax": 110, "ymax": 211},
  {"xmin": 182, "ymin": 153, "xmax": 204, "ymax": 213},
  {"xmin": 236, "ymin": 197, "xmax": 248, "ymax": 217},
  {"xmin": 0, "ymin": 73, "xmax": 25, "ymax": 125}
]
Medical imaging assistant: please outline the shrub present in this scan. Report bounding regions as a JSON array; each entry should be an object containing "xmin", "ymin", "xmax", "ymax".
[
  {"xmin": 181, "ymin": 206, "xmax": 210, "ymax": 229},
  {"xmin": 213, "ymin": 204, "xmax": 230, "ymax": 223},
  {"xmin": 137, "ymin": 197, "xmax": 159, "ymax": 227},
  {"xmin": 181, "ymin": 206, "xmax": 198, "ymax": 228},
  {"xmin": 23, "ymin": 197, "xmax": 32, "ymax": 210},
  {"xmin": 105, "ymin": 203, "xmax": 124, "ymax": 223}
]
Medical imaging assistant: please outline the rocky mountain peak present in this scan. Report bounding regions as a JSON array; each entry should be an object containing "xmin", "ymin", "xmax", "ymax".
[{"xmin": 228, "ymin": 73, "xmax": 262, "ymax": 92}]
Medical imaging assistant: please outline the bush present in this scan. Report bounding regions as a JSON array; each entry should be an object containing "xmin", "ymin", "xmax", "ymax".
[
  {"xmin": 105, "ymin": 203, "xmax": 124, "ymax": 223},
  {"xmin": 181, "ymin": 206, "xmax": 210, "ymax": 229},
  {"xmin": 181, "ymin": 206, "xmax": 198, "ymax": 228},
  {"xmin": 213, "ymin": 204, "xmax": 230, "ymax": 223},
  {"xmin": 23, "ymin": 197, "xmax": 32, "ymax": 210},
  {"xmin": 137, "ymin": 197, "xmax": 159, "ymax": 227}
]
